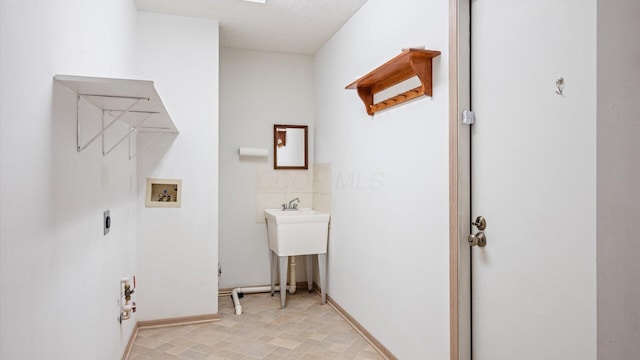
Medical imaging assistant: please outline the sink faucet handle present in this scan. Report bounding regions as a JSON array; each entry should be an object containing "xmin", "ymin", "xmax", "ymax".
[
  {"xmin": 287, "ymin": 198, "xmax": 300, "ymax": 210},
  {"xmin": 281, "ymin": 204, "xmax": 287, "ymax": 211}
]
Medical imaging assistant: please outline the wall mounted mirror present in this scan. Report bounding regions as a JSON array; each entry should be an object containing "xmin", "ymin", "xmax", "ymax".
[{"xmin": 274, "ymin": 124, "xmax": 308, "ymax": 169}]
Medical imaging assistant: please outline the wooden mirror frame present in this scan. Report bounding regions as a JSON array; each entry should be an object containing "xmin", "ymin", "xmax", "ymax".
[{"xmin": 273, "ymin": 124, "xmax": 308, "ymax": 170}]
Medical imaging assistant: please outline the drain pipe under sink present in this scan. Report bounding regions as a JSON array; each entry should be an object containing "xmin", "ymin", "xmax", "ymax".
[
  {"xmin": 231, "ymin": 286, "xmax": 293, "ymax": 315},
  {"xmin": 288, "ymin": 257, "xmax": 297, "ymax": 294}
]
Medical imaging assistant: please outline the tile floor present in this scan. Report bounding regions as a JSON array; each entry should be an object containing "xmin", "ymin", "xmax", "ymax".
[{"xmin": 129, "ymin": 291, "xmax": 385, "ymax": 360}]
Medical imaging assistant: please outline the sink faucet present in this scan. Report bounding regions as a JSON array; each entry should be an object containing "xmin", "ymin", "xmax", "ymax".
[
  {"xmin": 282, "ymin": 198, "xmax": 300, "ymax": 211},
  {"xmin": 289, "ymin": 198, "xmax": 300, "ymax": 209}
]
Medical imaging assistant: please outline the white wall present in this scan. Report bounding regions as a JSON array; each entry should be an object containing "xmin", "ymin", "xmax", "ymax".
[
  {"xmin": 135, "ymin": 12, "xmax": 219, "ymax": 320},
  {"xmin": 597, "ymin": 0, "xmax": 640, "ymax": 357},
  {"xmin": 0, "ymin": 1, "xmax": 139, "ymax": 359},
  {"xmin": 313, "ymin": 0, "xmax": 450, "ymax": 358},
  {"xmin": 219, "ymin": 47, "xmax": 314, "ymax": 288}
]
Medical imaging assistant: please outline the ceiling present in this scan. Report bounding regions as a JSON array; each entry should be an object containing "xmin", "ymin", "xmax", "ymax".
[{"xmin": 134, "ymin": 0, "xmax": 368, "ymax": 55}]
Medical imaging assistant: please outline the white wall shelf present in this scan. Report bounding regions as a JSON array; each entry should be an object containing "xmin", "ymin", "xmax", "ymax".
[{"xmin": 54, "ymin": 74, "xmax": 178, "ymax": 158}]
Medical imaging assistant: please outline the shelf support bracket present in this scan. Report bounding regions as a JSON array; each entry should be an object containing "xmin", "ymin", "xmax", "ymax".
[
  {"xmin": 102, "ymin": 112, "xmax": 155, "ymax": 156},
  {"xmin": 129, "ymin": 130, "xmax": 164, "ymax": 160},
  {"xmin": 76, "ymin": 95, "xmax": 148, "ymax": 152},
  {"xmin": 408, "ymin": 53, "xmax": 433, "ymax": 96},
  {"xmin": 356, "ymin": 87, "xmax": 374, "ymax": 116}
]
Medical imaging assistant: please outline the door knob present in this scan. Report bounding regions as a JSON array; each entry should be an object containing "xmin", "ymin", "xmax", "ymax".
[{"xmin": 468, "ymin": 232, "xmax": 487, "ymax": 247}]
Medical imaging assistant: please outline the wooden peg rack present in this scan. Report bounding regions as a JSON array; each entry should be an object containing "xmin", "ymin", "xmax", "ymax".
[{"xmin": 346, "ymin": 49, "xmax": 441, "ymax": 116}]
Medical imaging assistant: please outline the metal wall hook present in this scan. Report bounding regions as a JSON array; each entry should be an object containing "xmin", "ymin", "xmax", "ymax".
[{"xmin": 555, "ymin": 77, "xmax": 564, "ymax": 96}]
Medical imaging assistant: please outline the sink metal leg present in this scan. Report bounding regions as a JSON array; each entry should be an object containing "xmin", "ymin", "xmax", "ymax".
[
  {"xmin": 278, "ymin": 256, "xmax": 288, "ymax": 308},
  {"xmin": 317, "ymin": 253, "xmax": 327, "ymax": 304},
  {"xmin": 270, "ymin": 251, "xmax": 277, "ymax": 296},
  {"xmin": 306, "ymin": 255, "xmax": 313, "ymax": 292}
]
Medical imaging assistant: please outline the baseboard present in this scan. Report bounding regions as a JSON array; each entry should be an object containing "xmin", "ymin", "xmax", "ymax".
[
  {"xmin": 121, "ymin": 313, "xmax": 220, "ymax": 360},
  {"xmin": 310, "ymin": 284, "xmax": 397, "ymax": 360},
  {"xmin": 121, "ymin": 322, "xmax": 139, "ymax": 360},
  {"xmin": 138, "ymin": 313, "xmax": 220, "ymax": 329}
]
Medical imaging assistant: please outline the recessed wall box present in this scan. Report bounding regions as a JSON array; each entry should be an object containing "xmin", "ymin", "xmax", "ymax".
[{"xmin": 145, "ymin": 178, "xmax": 182, "ymax": 208}]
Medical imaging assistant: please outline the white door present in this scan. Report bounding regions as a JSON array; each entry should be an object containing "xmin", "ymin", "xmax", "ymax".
[{"xmin": 470, "ymin": 0, "xmax": 596, "ymax": 359}]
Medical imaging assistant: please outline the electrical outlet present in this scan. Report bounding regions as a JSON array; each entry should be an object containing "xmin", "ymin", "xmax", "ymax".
[{"xmin": 103, "ymin": 210, "xmax": 111, "ymax": 235}]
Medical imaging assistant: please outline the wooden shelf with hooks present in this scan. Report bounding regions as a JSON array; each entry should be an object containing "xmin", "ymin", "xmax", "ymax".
[{"xmin": 345, "ymin": 49, "xmax": 441, "ymax": 116}]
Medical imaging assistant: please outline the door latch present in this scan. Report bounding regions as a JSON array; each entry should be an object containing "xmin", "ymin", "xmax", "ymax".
[
  {"xmin": 462, "ymin": 110, "xmax": 475, "ymax": 125},
  {"xmin": 471, "ymin": 216, "xmax": 486, "ymax": 230}
]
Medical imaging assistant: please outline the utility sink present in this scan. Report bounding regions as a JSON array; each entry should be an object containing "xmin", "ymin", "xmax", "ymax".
[
  {"xmin": 264, "ymin": 208, "xmax": 330, "ymax": 308},
  {"xmin": 264, "ymin": 208, "xmax": 330, "ymax": 255}
]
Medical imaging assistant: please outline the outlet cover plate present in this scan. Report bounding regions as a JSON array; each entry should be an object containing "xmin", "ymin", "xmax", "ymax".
[{"xmin": 104, "ymin": 210, "xmax": 111, "ymax": 235}]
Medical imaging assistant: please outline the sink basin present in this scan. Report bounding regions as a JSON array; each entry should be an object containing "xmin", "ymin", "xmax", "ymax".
[{"xmin": 264, "ymin": 208, "xmax": 330, "ymax": 256}]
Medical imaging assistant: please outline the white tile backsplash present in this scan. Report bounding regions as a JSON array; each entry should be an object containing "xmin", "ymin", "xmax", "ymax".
[
  {"xmin": 284, "ymin": 192, "xmax": 313, "ymax": 209},
  {"xmin": 313, "ymin": 163, "xmax": 332, "ymax": 195},
  {"xmin": 256, "ymin": 163, "xmax": 332, "ymax": 221},
  {"xmin": 312, "ymin": 193, "xmax": 332, "ymax": 213}
]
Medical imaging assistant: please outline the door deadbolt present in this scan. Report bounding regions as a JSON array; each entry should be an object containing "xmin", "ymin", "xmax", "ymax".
[
  {"xmin": 468, "ymin": 232, "xmax": 487, "ymax": 247},
  {"xmin": 472, "ymin": 216, "xmax": 486, "ymax": 230}
]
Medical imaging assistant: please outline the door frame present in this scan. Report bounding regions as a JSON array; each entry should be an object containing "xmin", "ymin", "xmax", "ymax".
[{"xmin": 449, "ymin": 0, "xmax": 471, "ymax": 359}]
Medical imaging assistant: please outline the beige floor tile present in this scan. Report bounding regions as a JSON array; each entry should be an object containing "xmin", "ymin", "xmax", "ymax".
[
  {"xmin": 238, "ymin": 341, "xmax": 280, "ymax": 358},
  {"xmin": 268, "ymin": 337, "xmax": 302, "ymax": 350},
  {"xmin": 356, "ymin": 350, "xmax": 385, "ymax": 360},
  {"xmin": 323, "ymin": 350, "xmax": 357, "ymax": 360},
  {"xmin": 180, "ymin": 348, "xmax": 210, "ymax": 360},
  {"xmin": 129, "ymin": 292, "xmax": 385, "ymax": 360}
]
